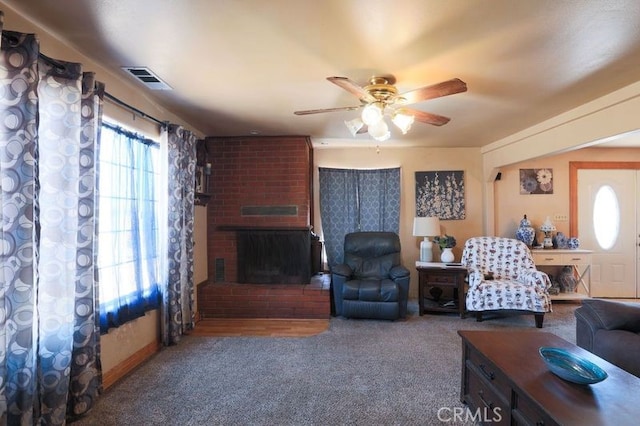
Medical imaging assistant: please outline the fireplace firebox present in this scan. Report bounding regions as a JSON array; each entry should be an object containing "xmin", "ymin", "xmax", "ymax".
[{"xmin": 236, "ymin": 228, "xmax": 311, "ymax": 284}]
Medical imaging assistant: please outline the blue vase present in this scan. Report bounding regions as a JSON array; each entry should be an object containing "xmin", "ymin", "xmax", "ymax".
[
  {"xmin": 515, "ymin": 215, "xmax": 535, "ymax": 247},
  {"xmin": 568, "ymin": 237, "xmax": 580, "ymax": 249},
  {"xmin": 554, "ymin": 232, "xmax": 568, "ymax": 249}
]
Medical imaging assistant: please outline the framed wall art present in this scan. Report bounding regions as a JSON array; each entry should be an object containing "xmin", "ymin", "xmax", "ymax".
[
  {"xmin": 520, "ymin": 168, "xmax": 553, "ymax": 194},
  {"xmin": 415, "ymin": 170, "xmax": 465, "ymax": 220}
]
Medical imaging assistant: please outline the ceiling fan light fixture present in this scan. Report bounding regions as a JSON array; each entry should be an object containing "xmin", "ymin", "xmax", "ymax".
[
  {"xmin": 344, "ymin": 117, "xmax": 364, "ymax": 136},
  {"xmin": 361, "ymin": 102, "xmax": 384, "ymax": 126},
  {"xmin": 392, "ymin": 110, "xmax": 415, "ymax": 134},
  {"xmin": 368, "ymin": 119, "xmax": 390, "ymax": 141}
]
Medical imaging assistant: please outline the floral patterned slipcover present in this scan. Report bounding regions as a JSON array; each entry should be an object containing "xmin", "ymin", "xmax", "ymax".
[{"xmin": 461, "ymin": 237, "xmax": 552, "ymax": 313}]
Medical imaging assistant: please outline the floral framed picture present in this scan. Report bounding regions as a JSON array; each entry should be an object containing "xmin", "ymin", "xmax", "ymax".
[
  {"xmin": 520, "ymin": 168, "xmax": 553, "ymax": 194},
  {"xmin": 415, "ymin": 170, "xmax": 465, "ymax": 220}
]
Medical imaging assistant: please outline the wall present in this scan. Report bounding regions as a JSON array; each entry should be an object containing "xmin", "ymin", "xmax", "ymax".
[
  {"xmin": 313, "ymin": 146, "xmax": 484, "ymax": 299},
  {"xmin": 495, "ymin": 147, "xmax": 640, "ymax": 241},
  {"xmin": 481, "ymin": 81, "xmax": 640, "ymax": 235},
  {"xmin": 192, "ymin": 206, "xmax": 209, "ymax": 317},
  {"xmin": 0, "ymin": 5, "xmax": 207, "ymax": 383}
]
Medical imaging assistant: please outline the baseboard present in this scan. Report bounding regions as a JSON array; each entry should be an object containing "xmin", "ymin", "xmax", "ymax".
[{"xmin": 102, "ymin": 339, "xmax": 161, "ymax": 390}]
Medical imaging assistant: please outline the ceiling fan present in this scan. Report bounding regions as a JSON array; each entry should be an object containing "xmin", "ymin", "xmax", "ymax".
[{"xmin": 294, "ymin": 76, "xmax": 467, "ymax": 140}]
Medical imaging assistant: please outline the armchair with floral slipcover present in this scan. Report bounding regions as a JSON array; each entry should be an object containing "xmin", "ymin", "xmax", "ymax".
[{"xmin": 461, "ymin": 237, "xmax": 552, "ymax": 328}]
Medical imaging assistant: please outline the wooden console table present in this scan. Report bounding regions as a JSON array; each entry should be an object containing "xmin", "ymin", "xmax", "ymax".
[
  {"xmin": 416, "ymin": 262, "xmax": 467, "ymax": 318},
  {"xmin": 531, "ymin": 249, "xmax": 592, "ymax": 300},
  {"xmin": 459, "ymin": 330, "xmax": 640, "ymax": 425}
]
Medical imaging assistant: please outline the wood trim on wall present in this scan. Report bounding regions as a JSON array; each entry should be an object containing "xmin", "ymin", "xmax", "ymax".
[
  {"xmin": 569, "ymin": 161, "xmax": 640, "ymax": 236},
  {"xmin": 102, "ymin": 340, "xmax": 161, "ymax": 389}
]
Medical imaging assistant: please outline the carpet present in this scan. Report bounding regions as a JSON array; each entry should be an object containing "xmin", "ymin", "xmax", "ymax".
[{"xmin": 73, "ymin": 302, "xmax": 579, "ymax": 426}]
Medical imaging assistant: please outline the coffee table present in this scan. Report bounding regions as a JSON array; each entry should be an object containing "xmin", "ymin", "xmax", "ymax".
[{"xmin": 459, "ymin": 330, "xmax": 640, "ymax": 425}]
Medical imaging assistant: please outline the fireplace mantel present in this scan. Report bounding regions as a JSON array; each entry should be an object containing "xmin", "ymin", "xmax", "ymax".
[{"xmin": 217, "ymin": 225, "xmax": 311, "ymax": 232}]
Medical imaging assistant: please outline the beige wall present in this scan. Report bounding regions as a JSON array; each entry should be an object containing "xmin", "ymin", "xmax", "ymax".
[
  {"xmin": 481, "ymin": 81, "xmax": 640, "ymax": 234},
  {"xmin": 193, "ymin": 205, "xmax": 209, "ymax": 313},
  {"xmin": 1, "ymin": 5, "xmax": 207, "ymax": 379},
  {"xmin": 314, "ymin": 146, "xmax": 484, "ymax": 298},
  {"xmin": 495, "ymin": 147, "xmax": 640, "ymax": 241}
]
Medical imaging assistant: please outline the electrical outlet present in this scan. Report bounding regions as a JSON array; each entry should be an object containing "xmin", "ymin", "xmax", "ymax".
[{"xmin": 553, "ymin": 214, "xmax": 569, "ymax": 222}]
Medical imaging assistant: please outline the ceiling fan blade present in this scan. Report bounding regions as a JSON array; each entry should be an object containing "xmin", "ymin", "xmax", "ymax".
[
  {"xmin": 398, "ymin": 78, "xmax": 467, "ymax": 104},
  {"xmin": 294, "ymin": 105, "xmax": 362, "ymax": 115},
  {"xmin": 403, "ymin": 108, "xmax": 451, "ymax": 126},
  {"xmin": 327, "ymin": 76, "xmax": 376, "ymax": 103}
]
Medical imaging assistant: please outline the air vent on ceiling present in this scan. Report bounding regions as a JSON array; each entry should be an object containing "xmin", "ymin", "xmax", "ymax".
[{"xmin": 122, "ymin": 66, "xmax": 172, "ymax": 90}]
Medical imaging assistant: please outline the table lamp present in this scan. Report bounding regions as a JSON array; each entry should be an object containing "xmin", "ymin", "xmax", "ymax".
[
  {"xmin": 413, "ymin": 216, "xmax": 441, "ymax": 262},
  {"xmin": 539, "ymin": 216, "xmax": 556, "ymax": 249}
]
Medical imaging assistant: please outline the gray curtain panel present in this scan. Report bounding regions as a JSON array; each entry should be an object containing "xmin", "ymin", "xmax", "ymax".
[
  {"xmin": 319, "ymin": 167, "xmax": 400, "ymax": 268},
  {"xmin": 0, "ymin": 18, "xmax": 103, "ymax": 424},
  {"xmin": 163, "ymin": 125, "xmax": 197, "ymax": 346}
]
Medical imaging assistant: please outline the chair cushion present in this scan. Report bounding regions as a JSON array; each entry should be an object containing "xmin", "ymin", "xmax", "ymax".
[
  {"xmin": 343, "ymin": 232, "xmax": 401, "ymax": 280},
  {"xmin": 342, "ymin": 279, "xmax": 399, "ymax": 302},
  {"xmin": 466, "ymin": 279, "xmax": 549, "ymax": 312}
]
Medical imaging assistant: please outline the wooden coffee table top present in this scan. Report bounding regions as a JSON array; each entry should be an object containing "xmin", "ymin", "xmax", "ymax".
[{"xmin": 459, "ymin": 330, "xmax": 640, "ymax": 425}]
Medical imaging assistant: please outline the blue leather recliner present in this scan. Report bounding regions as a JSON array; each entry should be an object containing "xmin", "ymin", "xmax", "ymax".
[
  {"xmin": 331, "ymin": 232, "xmax": 410, "ymax": 320},
  {"xmin": 575, "ymin": 299, "xmax": 640, "ymax": 378}
]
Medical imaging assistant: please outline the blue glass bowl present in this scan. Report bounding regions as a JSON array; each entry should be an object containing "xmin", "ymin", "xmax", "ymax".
[{"xmin": 539, "ymin": 347, "xmax": 608, "ymax": 385}]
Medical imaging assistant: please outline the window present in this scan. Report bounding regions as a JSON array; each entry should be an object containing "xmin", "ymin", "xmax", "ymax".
[
  {"xmin": 593, "ymin": 184, "xmax": 619, "ymax": 250},
  {"xmin": 97, "ymin": 122, "xmax": 162, "ymax": 332}
]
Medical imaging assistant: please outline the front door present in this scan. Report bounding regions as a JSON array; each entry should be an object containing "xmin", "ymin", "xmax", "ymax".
[{"xmin": 577, "ymin": 169, "xmax": 638, "ymax": 297}]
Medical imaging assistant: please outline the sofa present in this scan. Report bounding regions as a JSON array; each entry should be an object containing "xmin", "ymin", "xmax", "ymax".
[
  {"xmin": 331, "ymin": 232, "xmax": 410, "ymax": 320},
  {"xmin": 575, "ymin": 299, "xmax": 640, "ymax": 377}
]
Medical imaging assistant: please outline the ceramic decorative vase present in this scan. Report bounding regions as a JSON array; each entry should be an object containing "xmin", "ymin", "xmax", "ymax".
[
  {"xmin": 515, "ymin": 215, "xmax": 535, "ymax": 247},
  {"xmin": 568, "ymin": 237, "xmax": 580, "ymax": 250},
  {"xmin": 554, "ymin": 232, "xmax": 568, "ymax": 249},
  {"xmin": 429, "ymin": 286, "xmax": 443, "ymax": 301},
  {"xmin": 558, "ymin": 266, "xmax": 577, "ymax": 292},
  {"xmin": 440, "ymin": 247, "xmax": 455, "ymax": 263}
]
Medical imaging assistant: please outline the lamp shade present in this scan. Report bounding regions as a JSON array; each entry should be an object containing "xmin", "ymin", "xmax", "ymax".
[
  {"xmin": 361, "ymin": 102, "xmax": 384, "ymax": 126},
  {"xmin": 368, "ymin": 119, "xmax": 390, "ymax": 141},
  {"xmin": 344, "ymin": 117, "xmax": 364, "ymax": 136},
  {"xmin": 392, "ymin": 110, "xmax": 415, "ymax": 134},
  {"xmin": 413, "ymin": 216, "xmax": 441, "ymax": 237}
]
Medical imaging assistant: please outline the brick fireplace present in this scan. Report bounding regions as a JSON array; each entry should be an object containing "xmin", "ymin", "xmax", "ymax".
[{"xmin": 198, "ymin": 136, "xmax": 329, "ymax": 319}]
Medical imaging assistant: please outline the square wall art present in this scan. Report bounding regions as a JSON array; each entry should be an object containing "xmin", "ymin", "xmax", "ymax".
[
  {"xmin": 415, "ymin": 170, "xmax": 465, "ymax": 220},
  {"xmin": 520, "ymin": 168, "xmax": 553, "ymax": 194}
]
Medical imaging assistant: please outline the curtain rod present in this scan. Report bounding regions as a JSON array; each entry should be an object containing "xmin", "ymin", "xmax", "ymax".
[
  {"xmin": 2, "ymin": 32, "xmax": 168, "ymax": 129},
  {"xmin": 104, "ymin": 91, "xmax": 168, "ymax": 129}
]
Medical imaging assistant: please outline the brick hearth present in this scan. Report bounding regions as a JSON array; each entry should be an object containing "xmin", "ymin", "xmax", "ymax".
[{"xmin": 198, "ymin": 274, "xmax": 330, "ymax": 319}]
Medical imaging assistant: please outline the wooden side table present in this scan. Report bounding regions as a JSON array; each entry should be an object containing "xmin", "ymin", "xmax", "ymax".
[{"xmin": 416, "ymin": 262, "xmax": 467, "ymax": 318}]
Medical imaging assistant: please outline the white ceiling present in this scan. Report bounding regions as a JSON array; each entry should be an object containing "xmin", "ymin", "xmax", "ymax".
[{"xmin": 3, "ymin": 0, "xmax": 640, "ymax": 148}]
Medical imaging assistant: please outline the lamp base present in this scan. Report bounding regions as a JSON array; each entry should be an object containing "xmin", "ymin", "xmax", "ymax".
[{"xmin": 420, "ymin": 238, "xmax": 434, "ymax": 262}]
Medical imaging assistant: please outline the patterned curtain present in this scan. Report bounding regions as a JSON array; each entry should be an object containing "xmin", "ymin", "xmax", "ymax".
[
  {"xmin": 162, "ymin": 125, "xmax": 197, "ymax": 345},
  {"xmin": 0, "ymin": 18, "xmax": 103, "ymax": 425},
  {"xmin": 319, "ymin": 167, "xmax": 401, "ymax": 268}
]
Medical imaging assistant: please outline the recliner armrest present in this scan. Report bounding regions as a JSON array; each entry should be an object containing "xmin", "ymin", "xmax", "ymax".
[
  {"xmin": 579, "ymin": 299, "xmax": 640, "ymax": 332},
  {"xmin": 389, "ymin": 265, "xmax": 409, "ymax": 280},
  {"xmin": 331, "ymin": 263, "xmax": 353, "ymax": 278}
]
